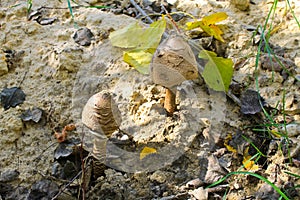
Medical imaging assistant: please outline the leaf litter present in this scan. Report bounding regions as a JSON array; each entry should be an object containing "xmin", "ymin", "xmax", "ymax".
[
  {"xmin": 240, "ymin": 89, "xmax": 265, "ymax": 115},
  {"xmin": 20, "ymin": 107, "xmax": 43, "ymax": 123},
  {"xmin": 0, "ymin": 87, "xmax": 26, "ymax": 110}
]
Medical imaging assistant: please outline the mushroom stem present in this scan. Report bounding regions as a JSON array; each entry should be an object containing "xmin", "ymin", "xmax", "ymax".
[
  {"xmin": 164, "ymin": 88, "xmax": 176, "ymax": 115},
  {"xmin": 92, "ymin": 136, "xmax": 108, "ymax": 163}
]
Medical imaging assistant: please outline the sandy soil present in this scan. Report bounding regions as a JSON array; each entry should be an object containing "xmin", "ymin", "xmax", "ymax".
[{"xmin": 0, "ymin": 0, "xmax": 299, "ymax": 199}]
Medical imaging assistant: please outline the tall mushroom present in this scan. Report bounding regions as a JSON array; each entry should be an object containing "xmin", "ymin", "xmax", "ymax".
[
  {"xmin": 150, "ymin": 34, "xmax": 199, "ymax": 115},
  {"xmin": 81, "ymin": 90, "xmax": 121, "ymax": 163}
]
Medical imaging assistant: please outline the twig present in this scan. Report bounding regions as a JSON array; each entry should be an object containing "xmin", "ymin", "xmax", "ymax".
[
  {"xmin": 33, "ymin": 142, "xmax": 57, "ymax": 162},
  {"xmin": 51, "ymin": 170, "xmax": 82, "ymax": 200},
  {"xmin": 160, "ymin": 4, "xmax": 181, "ymax": 33},
  {"xmin": 18, "ymin": 71, "xmax": 27, "ymax": 87},
  {"xmin": 129, "ymin": 0, "xmax": 168, "ymax": 38},
  {"xmin": 129, "ymin": 0, "xmax": 153, "ymax": 23},
  {"xmin": 227, "ymin": 89, "xmax": 241, "ymax": 106},
  {"xmin": 80, "ymin": 127, "xmax": 86, "ymax": 200},
  {"xmin": 206, "ymin": 184, "xmax": 229, "ymax": 193}
]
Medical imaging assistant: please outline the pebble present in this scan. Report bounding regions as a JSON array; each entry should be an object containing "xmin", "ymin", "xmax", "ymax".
[
  {"xmin": 189, "ymin": 187, "xmax": 208, "ymax": 200},
  {"xmin": 28, "ymin": 179, "xmax": 59, "ymax": 199},
  {"xmin": 37, "ymin": 17, "xmax": 57, "ymax": 25},
  {"xmin": 280, "ymin": 124, "xmax": 300, "ymax": 137},
  {"xmin": 230, "ymin": 0, "xmax": 250, "ymax": 11},
  {"xmin": 150, "ymin": 170, "xmax": 167, "ymax": 183},
  {"xmin": 73, "ymin": 27, "xmax": 94, "ymax": 46},
  {"xmin": 186, "ymin": 178, "xmax": 204, "ymax": 188},
  {"xmin": 0, "ymin": 169, "xmax": 20, "ymax": 182}
]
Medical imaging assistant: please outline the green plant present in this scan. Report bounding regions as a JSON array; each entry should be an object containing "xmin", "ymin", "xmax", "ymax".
[
  {"xmin": 210, "ymin": 0, "xmax": 299, "ymax": 198},
  {"xmin": 27, "ymin": 0, "xmax": 32, "ymax": 14},
  {"xmin": 206, "ymin": 171, "xmax": 290, "ymax": 200}
]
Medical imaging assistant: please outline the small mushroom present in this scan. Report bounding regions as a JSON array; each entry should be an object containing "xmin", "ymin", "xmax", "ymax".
[
  {"xmin": 150, "ymin": 34, "xmax": 199, "ymax": 115},
  {"xmin": 81, "ymin": 90, "xmax": 121, "ymax": 161},
  {"xmin": 82, "ymin": 90, "xmax": 121, "ymax": 137}
]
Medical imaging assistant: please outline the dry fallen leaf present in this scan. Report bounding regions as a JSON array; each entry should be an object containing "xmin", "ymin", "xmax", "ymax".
[
  {"xmin": 240, "ymin": 89, "xmax": 265, "ymax": 115},
  {"xmin": 20, "ymin": 107, "xmax": 43, "ymax": 123},
  {"xmin": 224, "ymin": 133, "xmax": 238, "ymax": 154},
  {"xmin": 54, "ymin": 124, "xmax": 76, "ymax": 143},
  {"xmin": 140, "ymin": 146, "xmax": 157, "ymax": 160},
  {"xmin": 242, "ymin": 147, "xmax": 259, "ymax": 171},
  {"xmin": 0, "ymin": 87, "xmax": 26, "ymax": 110},
  {"xmin": 189, "ymin": 187, "xmax": 208, "ymax": 200}
]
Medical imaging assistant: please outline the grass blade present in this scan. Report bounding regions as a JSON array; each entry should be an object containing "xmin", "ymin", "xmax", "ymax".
[{"xmin": 206, "ymin": 171, "xmax": 290, "ymax": 200}]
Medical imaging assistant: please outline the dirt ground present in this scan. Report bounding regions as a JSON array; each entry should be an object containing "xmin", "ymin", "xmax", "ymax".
[{"xmin": 0, "ymin": 0, "xmax": 299, "ymax": 199}]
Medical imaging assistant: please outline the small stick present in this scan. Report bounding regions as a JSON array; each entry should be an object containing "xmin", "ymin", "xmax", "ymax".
[
  {"xmin": 206, "ymin": 184, "xmax": 229, "ymax": 193},
  {"xmin": 160, "ymin": 4, "xmax": 181, "ymax": 33},
  {"xmin": 51, "ymin": 170, "xmax": 82, "ymax": 200},
  {"xmin": 129, "ymin": 0, "xmax": 168, "ymax": 38},
  {"xmin": 129, "ymin": 0, "xmax": 153, "ymax": 23},
  {"xmin": 80, "ymin": 127, "xmax": 86, "ymax": 200}
]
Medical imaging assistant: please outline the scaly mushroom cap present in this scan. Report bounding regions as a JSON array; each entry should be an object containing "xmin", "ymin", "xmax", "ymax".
[
  {"xmin": 150, "ymin": 35, "xmax": 199, "ymax": 88},
  {"xmin": 81, "ymin": 90, "xmax": 121, "ymax": 137}
]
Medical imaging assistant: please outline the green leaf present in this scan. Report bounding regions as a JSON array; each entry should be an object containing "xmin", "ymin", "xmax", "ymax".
[
  {"xmin": 109, "ymin": 22, "xmax": 143, "ymax": 48},
  {"xmin": 199, "ymin": 50, "xmax": 233, "ymax": 92},
  {"xmin": 142, "ymin": 18, "xmax": 167, "ymax": 51},
  {"xmin": 109, "ymin": 17, "xmax": 166, "ymax": 74},
  {"xmin": 123, "ymin": 50, "xmax": 153, "ymax": 74},
  {"xmin": 109, "ymin": 17, "xmax": 166, "ymax": 50}
]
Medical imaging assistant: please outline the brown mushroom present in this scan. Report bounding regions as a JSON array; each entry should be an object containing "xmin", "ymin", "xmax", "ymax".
[
  {"xmin": 81, "ymin": 90, "xmax": 121, "ymax": 161},
  {"xmin": 150, "ymin": 34, "xmax": 199, "ymax": 115},
  {"xmin": 82, "ymin": 90, "xmax": 121, "ymax": 136}
]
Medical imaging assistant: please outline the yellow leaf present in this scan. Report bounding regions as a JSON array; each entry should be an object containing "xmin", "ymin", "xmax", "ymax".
[
  {"xmin": 202, "ymin": 12, "xmax": 228, "ymax": 25},
  {"xmin": 141, "ymin": 17, "xmax": 167, "ymax": 50},
  {"xmin": 243, "ymin": 156, "xmax": 259, "ymax": 171},
  {"xmin": 123, "ymin": 50, "xmax": 153, "ymax": 74},
  {"xmin": 270, "ymin": 129, "xmax": 281, "ymax": 138},
  {"xmin": 224, "ymin": 133, "xmax": 237, "ymax": 153},
  {"xmin": 198, "ymin": 23, "xmax": 224, "ymax": 42},
  {"xmin": 242, "ymin": 147, "xmax": 259, "ymax": 171},
  {"xmin": 208, "ymin": 24, "xmax": 224, "ymax": 42},
  {"xmin": 140, "ymin": 147, "xmax": 157, "ymax": 160},
  {"xmin": 224, "ymin": 143, "xmax": 237, "ymax": 153},
  {"xmin": 185, "ymin": 12, "xmax": 227, "ymax": 42},
  {"xmin": 186, "ymin": 20, "xmax": 203, "ymax": 30}
]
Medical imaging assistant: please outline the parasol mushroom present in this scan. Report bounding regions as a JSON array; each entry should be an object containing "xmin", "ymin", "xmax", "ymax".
[
  {"xmin": 81, "ymin": 90, "xmax": 121, "ymax": 162},
  {"xmin": 150, "ymin": 34, "xmax": 199, "ymax": 115}
]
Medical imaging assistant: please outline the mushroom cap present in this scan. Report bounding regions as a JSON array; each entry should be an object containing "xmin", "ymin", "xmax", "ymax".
[
  {"xmin": 81, "ymin": 90, "xmax": 121, "ymax": 137},
  {"xmin": 150, "ymin": 35, "xmax": 199, "ymax": 88}
]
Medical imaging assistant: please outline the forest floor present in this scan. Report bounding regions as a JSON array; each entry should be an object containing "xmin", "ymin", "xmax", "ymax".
[{"xmin": 0, "ymin": 0, "xmax": 300, "ymax": 199}]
